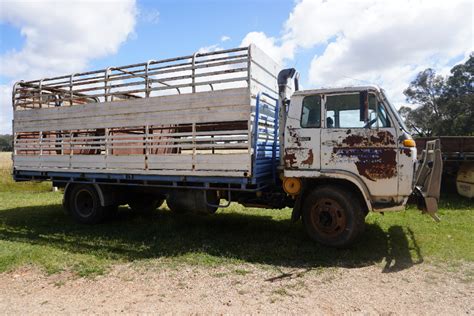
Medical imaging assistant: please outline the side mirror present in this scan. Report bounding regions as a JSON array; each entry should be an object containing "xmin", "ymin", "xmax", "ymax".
[{"xmin": 359, "ymin": 91, "xmax": 369, "ymax": 122}]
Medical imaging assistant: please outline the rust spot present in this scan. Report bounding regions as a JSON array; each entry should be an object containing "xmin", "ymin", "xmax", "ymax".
[
  {"xmin": 401, "ymin": 148, "xmax": 412, "ymax": 157},
  {"xmin": 341, "ymin": 131, "xmax": 395, "ymax": 147},
  {"xmin": 333, "ymin": 147, "xmax": 397, "ymax": 181},
  {"xmin": 284, "ymin": 150, "xmax": 297, "ymax": 169},
  {"xmin": 342, "ymin": 134, "xmax": 364, "ymax": 146},
  {"xmin": 301, "ymin": 149, "xmax": 314, "ymax": 165},
  {"xmin": 287, "ymin": 126, "xmax": 301, "ymax": 147},
  {"xmin": 369, "ymin": 131, "xmax": 396, "ymax": 146}
]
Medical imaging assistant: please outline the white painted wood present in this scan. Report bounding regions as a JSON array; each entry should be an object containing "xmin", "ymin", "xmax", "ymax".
[
  {"xmin": 15, "ymin": 165, "xmax": 248, "ymax": 177},
  {"xmin": 106, "ymin": 155, "xmax": 145, "ymax": 170},
  {"xmin": 148, "ymin": 155, "xmax": 192, "ymax": 170},
  {"xmin": 15, "ymin": 105, "xmax": 251, "ymax": 132},
  {"xmin": 39, "ymin": 155, "xmax": 70, "ymax": 168},
  {"xmin": 194, "ymin": 154, "xmax": 251, "ymax": 171},
  {"xmin": 70, "ymin": 155, "xmax": 106, "ymax": 169},
  {"xmin": 15, "ymin": 88, "xmax": 250, "ymax": 122}
]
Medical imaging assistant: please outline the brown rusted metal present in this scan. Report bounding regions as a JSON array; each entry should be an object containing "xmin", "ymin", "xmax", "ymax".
[
  {"xmin": 342, "ymin": 130, "xmax": 395, "ymax": 147},
  {"xmin": 332, "ymin": 147, "xmax": 397, "ymax": 181},
  {"xmin": 310, "ymin": 198, "xmax": 347, "ymax": 238},
  {"xmin": 329, "ymin": 131, "xmax": 398, "ymax": 181},
  {"xmin": 287, "ymin": 126, "xmax": 302, "ymax": 147},
  {"xmin": 401, "ymin": 148, "xmax": 412, "ymax": 157},
  {"xmin": 301, "ymin": 149, "xmax": 314, "ymax": 165},
  {"xmin": 283, "ymin": 149, "xmax": 297, "ymax": 169}
]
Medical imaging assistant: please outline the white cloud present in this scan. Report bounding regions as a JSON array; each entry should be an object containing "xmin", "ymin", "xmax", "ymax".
[
  {"xmin": 221, "ymin": 35, "xmax": 231, "ymax": 42},
  {"xmin": 197, "ymin": 44, "xmax": 223, "ymax": 54},
  {"xmin": 140, "ymin": 9, "xmax": 160, "ymax": 24},
  {"xmin": 241, "ymin": 31, "xmax": 295, "ymax": 65},
  {"xmin": 0, "ymin": 0, "xmax": 136, "ymax": 80},
  {"xmin": 0, "ymin": 0, "xmax": 137, "ymax": 133},
  {"xmin": 241, "ymin": 0, "xmax": 473, "ymax": 106}
]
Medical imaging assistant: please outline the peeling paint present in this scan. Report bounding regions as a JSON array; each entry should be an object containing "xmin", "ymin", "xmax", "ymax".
[
  {"xmin": 341, "ymin": 131, "xmax": 395, "ymax": 147},
  {"xmin": 342, "ymin": 134, "xmax": 365, "ymax": 146},
  {"xmin": 284, "ymin": 150, "xmax": 297, "ymax": 168},
  {"xmin": 301, "ymin": 149, "xmax": 314, "ymax": 165},
  {"xmin": 287, "ymin": 126, "xmax": 301, "ymax": 147},
  {"xmin": 401, "ymin": 148, "xmax": 412, "ymax": 157},
  {"xmin": 333, "ymin": 147, "xmax": 397, "ymax": 181}
]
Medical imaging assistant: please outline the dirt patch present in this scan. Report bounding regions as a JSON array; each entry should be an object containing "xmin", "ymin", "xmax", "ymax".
[{"xmin": 0, "ymin": 262, "xmax": 473, "ymax": 314}]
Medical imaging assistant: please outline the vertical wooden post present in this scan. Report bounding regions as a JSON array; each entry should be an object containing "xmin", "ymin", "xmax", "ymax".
[
  {"xmin": 192, "ymin": 122, "xmax": 196, "ymax": 170},
  {"xmin": 69, "ymin": 74, "xmax": 75, "ymax": 106},
  {"xmin": 39, "ymin": 131, "xmax": 43, "ymax": 156}
]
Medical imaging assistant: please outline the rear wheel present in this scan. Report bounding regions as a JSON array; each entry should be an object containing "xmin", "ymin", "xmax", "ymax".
[
  {"xmin": 302, "ymin": 186, "xmax": 365, "ymax": 248},
  {"xmin": 68, "ymin": 184, "xmax": 107, "ymax": 224}
]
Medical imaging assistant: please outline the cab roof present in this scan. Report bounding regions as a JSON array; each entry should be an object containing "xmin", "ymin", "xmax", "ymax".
[{"xmin": 293, "ymin": 85, "xmax": 382, "ymax": 96}]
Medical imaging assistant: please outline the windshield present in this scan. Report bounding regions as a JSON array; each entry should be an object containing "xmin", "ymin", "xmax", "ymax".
[{"xmin": 380, "ymin": 89, "xmax": 410, "ymax": 133}]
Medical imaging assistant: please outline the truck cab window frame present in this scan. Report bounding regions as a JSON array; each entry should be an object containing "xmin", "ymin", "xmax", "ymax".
[
  {"xmin": 325, "ymin": 92, "xmax": 391, "ymax": 129},
  {"xmin": 300, "ymin": 94, "xmax": 322, "ymax": 128}
]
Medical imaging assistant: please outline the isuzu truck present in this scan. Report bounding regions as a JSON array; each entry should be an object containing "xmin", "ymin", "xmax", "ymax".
[{"xmin": 11, "ymin": 45, "xmax": 442, "ymax": 247}]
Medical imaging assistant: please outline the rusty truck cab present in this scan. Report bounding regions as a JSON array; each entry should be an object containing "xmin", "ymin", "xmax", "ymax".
[
  {"xmin": 279, "ymin": 83, "xmax": 441, "ymax": 247},
  {"xmin": 284, "ymin": 86, "xmax": 417, "ymax": 209}
]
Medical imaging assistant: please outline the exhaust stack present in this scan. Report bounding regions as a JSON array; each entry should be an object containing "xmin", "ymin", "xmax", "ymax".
[{"xmin": 277, "ymin": 68, "xmax": 299, "ymax": 167}]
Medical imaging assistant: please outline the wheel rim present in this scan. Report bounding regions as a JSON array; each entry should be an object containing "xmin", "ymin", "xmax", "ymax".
[
  {"xmin": 310, "ymin": 198, "xmax": 347, "ymax": 238},
  {"xmin": 74, "ymin": 189, "xmax": 95, "ymax": 218}
]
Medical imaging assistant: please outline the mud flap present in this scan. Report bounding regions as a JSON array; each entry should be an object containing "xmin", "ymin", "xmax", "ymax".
[{"xmin": 413, "ymin": 139, "xmax": 443, "ymax": 221}]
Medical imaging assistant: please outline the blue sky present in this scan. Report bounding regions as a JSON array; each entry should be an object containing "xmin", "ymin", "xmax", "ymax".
[{"xmin": 0, "ymin": 0, "xmax": 472, "ymax": 133}]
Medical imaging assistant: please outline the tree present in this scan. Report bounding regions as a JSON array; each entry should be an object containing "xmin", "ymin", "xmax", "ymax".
[
  {"xmin": 0, "ymin": 134, "xmax": 13, "ymax": 152},
  {"xmin": 400, "ymin": 54, "xmax": 474, "ymax": 136}
]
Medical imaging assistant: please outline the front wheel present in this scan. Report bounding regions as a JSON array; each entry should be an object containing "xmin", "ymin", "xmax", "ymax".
[
  {"xmin": 302, "ymin": 186, "xmax": 365, "ymax": 248},
  {"xmin": 67, "ymin": 184, "xmax": 107, "ymax": 224}
]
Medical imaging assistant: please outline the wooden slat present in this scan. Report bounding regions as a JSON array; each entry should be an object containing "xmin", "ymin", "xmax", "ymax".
[
  {"xmin": 147, "ymin": 155, "xmax": 193, "ymax": 170},
  {"xmin": 15, "ymin": 108, "xmax": 250, "ymax": 132},
  {"xmin": 15, "ymin": 88, "xmax": 250, "ymax": 122},
  {"xmin": 14, "ymin": 165, "xmax": 249, "ymax": 177},
  {"xmin": 194, "ymin": 154, "xmax": 251, "ymax": 171}
]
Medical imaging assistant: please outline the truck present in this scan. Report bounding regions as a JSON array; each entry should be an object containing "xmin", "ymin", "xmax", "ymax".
[
  {"xmin": 416, "ymin": 136, "xmax": 474, "ymax": 198},
  {"xmin": 11, "ymin": 45, "xmax": 442, "ymax": 247}
]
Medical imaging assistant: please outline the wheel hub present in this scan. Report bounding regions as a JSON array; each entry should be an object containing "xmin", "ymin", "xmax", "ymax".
[
  {"xmin": 75, "ymin": 189, "xmax": 94, "ymax": 217},
  {"xmin": 311, "ymin": 198, "xmax": 347, "ymax": 238}
]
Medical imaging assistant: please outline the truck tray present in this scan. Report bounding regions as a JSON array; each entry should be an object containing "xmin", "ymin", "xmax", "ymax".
[{"xmin": 12, "ymin": 45, "xmax": 279, "ymax": 186}]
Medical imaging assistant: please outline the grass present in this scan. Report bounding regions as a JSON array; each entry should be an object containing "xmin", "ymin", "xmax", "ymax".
[{"xmin": 0, "ymin": 152, "xmax": 473, "ymax": 277}]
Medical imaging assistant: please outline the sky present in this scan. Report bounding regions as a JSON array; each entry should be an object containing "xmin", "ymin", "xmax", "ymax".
[{"xmin": 0, "ymin": 0, "xmax": 472, "ymax": 134}]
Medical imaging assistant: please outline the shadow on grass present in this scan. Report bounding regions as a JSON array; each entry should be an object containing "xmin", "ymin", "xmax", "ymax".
[{"xmin": 0, "ymin": 204, "xmax": 423, "ymax": 271}]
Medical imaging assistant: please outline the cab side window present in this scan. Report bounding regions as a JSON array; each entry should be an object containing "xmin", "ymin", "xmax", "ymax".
[
  {"xmin": 301, "ymin": 95, "xmax": 321, "ymax": 128},
  {"xmin": 325, "ymin": 93, "xmax": 390, "ymax": 128}
]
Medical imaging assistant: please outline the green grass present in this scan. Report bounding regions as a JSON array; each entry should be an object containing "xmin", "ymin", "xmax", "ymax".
[{"xmin": 0, "ymin": 152, "xmax": 473, "ymax": 276}]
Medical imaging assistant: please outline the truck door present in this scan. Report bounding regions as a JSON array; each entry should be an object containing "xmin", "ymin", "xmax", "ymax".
[
  {"xmin": 320, "ymin": 92, "xmax": 399, "ymax": 199},
  {"xmin": 283, "ymin": 94, "xmax": 321, "ymax": 170}
]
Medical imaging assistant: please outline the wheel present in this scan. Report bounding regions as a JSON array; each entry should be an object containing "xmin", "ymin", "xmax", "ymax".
[
  {"xmin": 128, "ymin": 196, "xmax": 164, "ymax": 213},
  {"xmin": 67, "ymin": 184, "xmax": 107, "ymax": 224},
  {"xmin": 166, "ymin": 190, "xmax": 218, "ymax": 214},
  {"xmin": 302, "ymin": 186, "xmax": 365, "ymax": 248},
  {"xmin": 166, "ymin": 194, "xmax": 187, "ymax": 214}
]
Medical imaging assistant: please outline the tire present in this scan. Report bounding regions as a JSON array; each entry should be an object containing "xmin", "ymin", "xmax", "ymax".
[
  {"xmin": 68, "ymin": 184, "xmax": 107, "ymax": 224},
  {"xmin": 302, "ymin": 185, "xmax": 365, "ymax": 248},
  {"xmin": 128, "ymin": 196, "xmax": 164, "ymax": 213}
]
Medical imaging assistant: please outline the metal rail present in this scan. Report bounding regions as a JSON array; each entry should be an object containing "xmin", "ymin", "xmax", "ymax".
[{"xmin": 13, "ymin": 46, "xmax": 250, "ymax": 110}]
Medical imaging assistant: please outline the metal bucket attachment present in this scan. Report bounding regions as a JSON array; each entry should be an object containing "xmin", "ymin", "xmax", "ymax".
[{"xmin": 413, "ymin": 139, "xmax": 443, "ymax": 221}]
